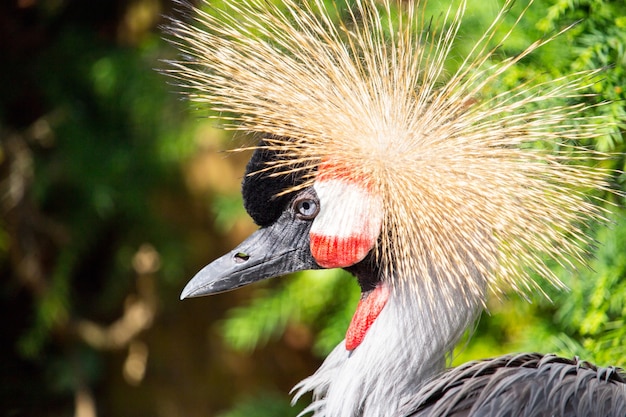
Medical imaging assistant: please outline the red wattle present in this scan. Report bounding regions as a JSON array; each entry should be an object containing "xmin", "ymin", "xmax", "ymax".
[{"xmin": 345, "ymin": 284, "xmax": 390, "ymax": 351}]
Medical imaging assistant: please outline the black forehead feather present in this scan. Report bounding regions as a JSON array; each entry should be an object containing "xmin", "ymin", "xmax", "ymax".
[{"xmin": 241, "ymin": 141, "xmax": 311, "ymax": 227}]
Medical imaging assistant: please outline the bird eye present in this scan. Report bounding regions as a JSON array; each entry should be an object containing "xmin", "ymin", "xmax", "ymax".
[{"xmin": 294, "ymin": 197, "xmax": 319, "ymax": 220}]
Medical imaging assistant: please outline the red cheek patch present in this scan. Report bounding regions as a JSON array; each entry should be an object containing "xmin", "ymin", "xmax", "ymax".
[
  {"xmin": 310, "ymin": 179, "xmax": 382, "ymax": 268},
  {"xmin": 310, "ymin": 234, "xmax": 376, "ymax": 269},
  {"xmin": 345, "ymin": 284, "xmax": 390, "ymax": 351}
]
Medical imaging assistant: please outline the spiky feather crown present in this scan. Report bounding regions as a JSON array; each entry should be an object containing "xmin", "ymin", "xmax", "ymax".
[{"xmin": 166, "ymin": 0, "xmax": 611, "ymax": 306}]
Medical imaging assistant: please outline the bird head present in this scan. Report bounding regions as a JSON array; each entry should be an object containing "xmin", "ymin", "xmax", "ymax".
[
  {"xmin": 173, "ymin": 0, "xmax": 612, "ymax": 352},
  {"xmin": 181, "ymin": 141, "xmax": 392, "ymax": 350}
]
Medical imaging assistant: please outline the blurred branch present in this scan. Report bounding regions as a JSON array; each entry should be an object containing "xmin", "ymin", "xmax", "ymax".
[
  {"xmin": 74, "ymin": 384, "xmax": 96, "ymax": 417},
  {"xmin": 73, "ymin": 279, "xmax": 156, "ymax": 350},
  {"xmin": 74, "ymin": 244, "xmax": 159, "ymax": 351},
  {"xmin": 1, "ymin": 114, "xmax": 68, "ymax": 297}
]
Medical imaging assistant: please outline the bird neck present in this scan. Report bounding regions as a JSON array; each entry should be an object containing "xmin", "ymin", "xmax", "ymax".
[{"xmin": 292, "ymin": 270, "xmax": 483, "ymax": 417}]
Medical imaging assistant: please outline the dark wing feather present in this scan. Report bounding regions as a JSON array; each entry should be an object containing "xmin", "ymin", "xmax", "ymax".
[{"xmin": 403, "ymin": 353, "xmax": 626, "ymax": 417}]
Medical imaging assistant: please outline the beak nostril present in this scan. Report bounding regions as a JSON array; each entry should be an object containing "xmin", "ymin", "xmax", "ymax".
[{"xmin": 234, "ymin": 252, "xmax": 250, "ymax": 263}]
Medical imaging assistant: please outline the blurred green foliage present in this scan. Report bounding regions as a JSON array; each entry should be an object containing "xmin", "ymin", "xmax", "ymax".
[
  {"xmin": 216, "ymin": 391, "xmax": 305, "ymax": 417},
  {"xmin": 221, "ymin": 269, "xmax": 359, "ymax": 357},
  {"xmin": 15, "ymin": 23, "xmax": 194, "ymax": 354},
  {"xmin": 1, "ymin": 0, "xmax": 624, "ymax": 416},
  {"xmin": 1, "ymin": 0, "xmax": 201, "ymax": 415}
]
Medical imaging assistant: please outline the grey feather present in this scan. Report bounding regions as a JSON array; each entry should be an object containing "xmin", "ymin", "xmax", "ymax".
[{"xmin": 404, "ymin": 353, "xmax": 626, "ymax": 417}]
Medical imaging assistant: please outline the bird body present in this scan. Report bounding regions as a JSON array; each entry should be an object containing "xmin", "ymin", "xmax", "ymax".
[
  {"xmin": 408, "ymin": 353, "xmax": 626, "ymax": 417},
  {"xmin": 292, "ymin": 276, "xmax": 479, "ymax": 416},
  {"xmin": 166, "ymin": 0, "xmax": 626, "ymax": 415}
]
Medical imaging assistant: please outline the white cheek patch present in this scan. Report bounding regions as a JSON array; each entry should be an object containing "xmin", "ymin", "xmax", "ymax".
[{"xmin": 311, "ymin": 179, "xmax": 383, "ymax": 268}]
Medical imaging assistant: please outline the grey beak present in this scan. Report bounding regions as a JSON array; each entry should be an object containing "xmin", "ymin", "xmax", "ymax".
[{"xmin": 181, "ymin": 208, "xmax": 320, "ymax": 299}]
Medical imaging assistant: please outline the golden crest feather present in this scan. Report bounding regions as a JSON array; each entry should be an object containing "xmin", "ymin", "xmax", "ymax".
[{"xmin": 165, "ymin": 0, "xmax": 612, "ymax": 307}]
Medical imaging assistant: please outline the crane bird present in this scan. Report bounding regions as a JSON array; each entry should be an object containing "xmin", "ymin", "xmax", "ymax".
[{"xmin": 166, "ymin": 0, "xmax": 626, "ymax": 415}]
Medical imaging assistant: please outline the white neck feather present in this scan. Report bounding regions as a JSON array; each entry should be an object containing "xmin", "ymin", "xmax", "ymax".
[{"xmin": 292, "ymin": 277, "xmax": 482, "ymax": 417}]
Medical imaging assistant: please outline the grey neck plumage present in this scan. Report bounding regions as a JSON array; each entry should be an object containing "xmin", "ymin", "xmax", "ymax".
[{"xmin": 292, "ymin": 273, "xmax": 483, "ymax": 417}]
